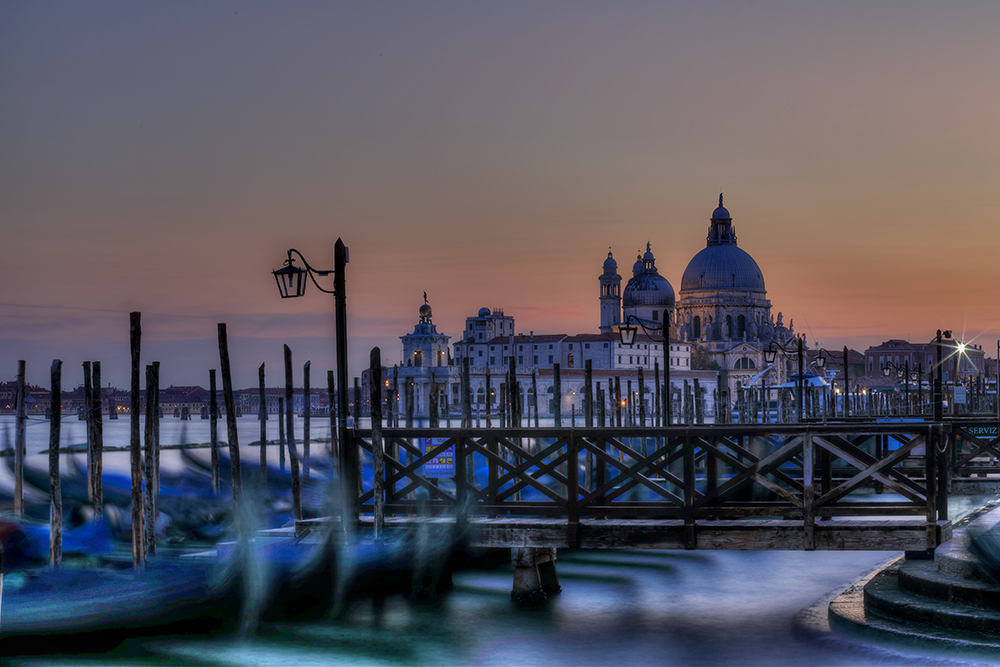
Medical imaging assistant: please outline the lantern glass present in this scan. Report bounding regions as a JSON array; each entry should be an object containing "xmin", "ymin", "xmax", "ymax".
[
  {"xmin": 763, "ymin": 348, "xmax": 777, "ymax": 364},
  {"xmin": 619, "ymin": 324, "xmax": 637, "ymax": 346},
  {"xmin": 273, "ymin": 263, "xmax": 308, "ymax": 298},
  {"xmin": 815, "ymin": 354, "xmax": 826, "ymax": 369},
  {"xmin": 882, "ymin": 365, "xmax": 891, "ymax": 377}
]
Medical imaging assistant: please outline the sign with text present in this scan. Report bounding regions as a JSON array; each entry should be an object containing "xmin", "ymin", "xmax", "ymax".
[
  {"xmin": 954, "ymin": 387, "xmax": 967, "ymax": 405},
  {"xmin": 422, "ymin": 437, "xmax": 455, "ymax": 478},
  {"xmin": 966, "ymin": 426, "xmax": 998, "ymax": 438}
]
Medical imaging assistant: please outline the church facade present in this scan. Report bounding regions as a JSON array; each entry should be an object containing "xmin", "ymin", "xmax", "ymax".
[{"xmin": 598, "ymin": 195, "xmax": 801, "ymax": 396}]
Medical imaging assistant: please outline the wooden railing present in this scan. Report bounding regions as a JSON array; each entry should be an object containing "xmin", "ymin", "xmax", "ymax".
[
  {"xmin": 349, "ymin": 423, "xmax": 949, "ymax": 549},
  {"xmin": 950, "ymin": 421, "xmax": 1000, "ymax": 482}
]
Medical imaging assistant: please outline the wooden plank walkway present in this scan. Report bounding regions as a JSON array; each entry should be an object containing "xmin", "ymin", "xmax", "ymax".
[{"xmin": 298, "ymin": 515, "xmax": 951, "ymax": 552}]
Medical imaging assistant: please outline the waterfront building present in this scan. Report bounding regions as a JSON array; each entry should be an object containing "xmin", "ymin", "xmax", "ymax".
[
  {"xmin": 385, "ymin": 296, "xmax": 453, "ymax": 419},
  {"xmin": 864, "ymin": 338, "xmax": 986, "ymax": 383}
]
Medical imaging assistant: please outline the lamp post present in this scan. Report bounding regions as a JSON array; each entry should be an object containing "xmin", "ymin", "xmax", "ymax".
[
  {"xmin": 813, "ymin": 349, "xmax": 829, "ymax": 420},
  {"xmin": 273, "ymin": 240, "xmax": 354, "ymax": 515},
  {"xmin": 881, "ymin": 360, "xmax": 912, "ymax": 416},
  {"xmin": 619, "ymin": 310, "xmax": 670, "ymax": 425},
  {"xmin": 934, "ymin": 329, "xmax": 952, "ymax": 422},
  {"xmin": 764, "ymin": 336, "xmax": 804, "ymax": 422}
]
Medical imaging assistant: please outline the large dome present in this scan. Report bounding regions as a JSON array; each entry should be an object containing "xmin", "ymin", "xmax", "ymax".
[
  {"xmin": 681, "ymin": 244, "xmax": 765, "ymax": 292},
  {"xmin": 680, "ymin": 195, "xmax": 765, "ymax": 293}
]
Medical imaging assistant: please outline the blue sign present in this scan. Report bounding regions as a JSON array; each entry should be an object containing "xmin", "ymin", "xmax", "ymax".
[{"xmin": 422, "ymin": 437, "xmax": 455, "ymax": 478}]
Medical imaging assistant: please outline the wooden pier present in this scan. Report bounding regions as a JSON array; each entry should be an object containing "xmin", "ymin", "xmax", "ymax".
[{"xmin": 294, "ymin": 421, "xmax": 995, "ymax": 554}]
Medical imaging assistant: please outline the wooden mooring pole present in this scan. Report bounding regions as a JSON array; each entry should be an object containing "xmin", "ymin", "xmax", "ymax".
[
  {"xmin": 144, "ymin": 364, "xmax": 156, "ymax": 557},
  {"xmin": 210, "ymin": 368, "xmax": 220, "ymax": 494},
  {"xmin": 49, "ymin": 359, "xmax": 62, "ymax": 567},
  {"xmin": 370, "ymin": 348, "xmax": 384, "ymax": 540},
  {"xmin": 278, "ymin": 397, "xmax": 286, "ymax": 471},
  {"xmin": 303, "ymin": 360, "xmax": 311, "ymax": 481},
  {"xmin": 83, "ymin": 361, "xmax": 93, "ymax": 503},
  {"xmin": 129, "ymin": 312, "xmax": 144, "ymax": 567},
  {"xmin": 259, "ymin": 363, "xmax": 267, "ymax": 486},
  {"xmin": 151, "ymin": 361, "xmax": 160, "ymax": 494},
  {"xmin": 91, "ymin": 361, "xmax": 103, "ymax": 513},
  {"xmin": 217, "ymin": 324, "xmax": 242, "ymax": 513},
  {"xmin": 284, "ymin": 344, "xmax": 302, "ymax": 521},
  {"xmin": 14, "ymin": 360, "xmax": 26, "ymax": 517}
]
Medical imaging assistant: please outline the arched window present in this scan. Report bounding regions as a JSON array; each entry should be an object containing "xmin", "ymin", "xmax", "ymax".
[
  {"xmin": 413, "ymin": 350, "xmax": 423, "ymax": 367},
  {"xmin": 734, "ymin": 357, "xmax": 756, "ymax": 370},
  {"xmin": 693, "ymin": 316, "xmax": 701, "ymax": 338},
  {"xmin": 737, "ymin": 315, "xmax": 746, "ymax": 338},
  {"xmin": 476, "ymin": 387, "xmax": 485, "ymax": 405}
]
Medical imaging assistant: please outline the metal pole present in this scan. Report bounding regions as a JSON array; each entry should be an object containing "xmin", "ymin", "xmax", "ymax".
[
  {"xmin": 797, "ymin": 336, "xmax": 804, "ymax": 422},
  {"xmin": 904, "ymin": 359, "xmax": 909, "ymax": 416},
  {"xmin": 842, "ymin": 346, "xmax": 849, "ymax": 418},
  {"xmin": 934, "ymin": 329, "xmax": 943, "ymax": 422},
  {"xmin": 664, "ymin": 310, "xmax": 671, "ymax": 426},
  {"xmin": 334, "ymin": 238, "xmax": 354, "ymax": 522}
]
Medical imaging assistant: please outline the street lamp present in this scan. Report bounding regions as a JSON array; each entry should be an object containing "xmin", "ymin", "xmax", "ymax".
[
  {"xmin": 812, "ymin": 349, "xmax": 835, "ymax": 420},
  {"xmin": 619, "ymin": 310, "xmax": 670, "ymax": 425},
  {"xmin": 934, "ymin": 329, "xmax": 952, "ymax": 421},
  {"xmin": 882, "ymin": 360, "xmax": 913, "ymax": 416},
  {"xmin": 764, "ymin": 336, "xmax": 804, "ymax": 422},
  {"xmin": 273, "ymin": 239, "xmax": 354, "ymax": 514}
]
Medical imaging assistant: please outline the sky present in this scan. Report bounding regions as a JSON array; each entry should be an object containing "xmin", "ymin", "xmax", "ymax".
[{"xmin": 2, "ymin": 2, "xmax": 999, "ymax": 390}]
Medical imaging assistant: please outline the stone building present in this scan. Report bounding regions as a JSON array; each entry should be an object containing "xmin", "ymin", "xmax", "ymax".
[
  {"xmin": 674, "ymin": 196, "xmax": 800, "ymax": 394},
  {"xmin": 598, "ymin": 195, "xmax": 802, "ymax": 397},
  {"xmin": 864, "ymin": 338, "xmax": 986, "ymax": 384}
]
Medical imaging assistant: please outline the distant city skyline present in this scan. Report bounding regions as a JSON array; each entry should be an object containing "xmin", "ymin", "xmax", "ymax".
[{"xmin": 3, "ymin": 2, "xmax": 999, "ymax": 389}]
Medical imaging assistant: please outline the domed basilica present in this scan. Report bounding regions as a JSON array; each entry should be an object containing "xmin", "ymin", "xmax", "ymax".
[{"xmin": 601, "ymin": 195, "xmax": 799, "ymax": 391}]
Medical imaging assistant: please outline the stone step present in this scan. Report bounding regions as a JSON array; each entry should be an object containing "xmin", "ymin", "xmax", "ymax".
[
  {"xmin": 827, "ymin": 563, "xmax": 1000, "ymax": 658},
  {"xmin": 898, "ymin": 558, "xmax": 1000, "ymax": 611},
  {"xmin": 864, "ymin": 564, "xmax": 1000, "ymax": 639}
]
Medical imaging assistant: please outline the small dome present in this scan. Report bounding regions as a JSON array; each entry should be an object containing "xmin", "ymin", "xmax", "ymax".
[
  {"xmin": 478, "ymin": 307, "xmax": 491, "ymax": 317},
  {"xmin": 603, "ymin": 251, "xmax": 617, "ymax": 269},
  {"xmin": 623, "ymin": 272, "xmax": 675, "ymax": 309},
  {"xmin": 712, "ymin": 206, "xmax": 731, "ymax": 220},
  {"xmin": 623, "ymin": 243, "xmax": 674, "ymax": 309}
]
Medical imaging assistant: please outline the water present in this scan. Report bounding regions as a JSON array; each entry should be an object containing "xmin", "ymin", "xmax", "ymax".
[
  {"xmin": 2, "ymin": 415, "xmax": 998, "ymax": 665},
  {"xmin": 15, "ymin": 549, "xmax": 991, "ymax": 666}
]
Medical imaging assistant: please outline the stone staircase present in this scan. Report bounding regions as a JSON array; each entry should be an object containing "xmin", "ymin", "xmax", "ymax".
[{"xmin": 829, "ymin": 505, "xmax": 1000, "ymax": 655}]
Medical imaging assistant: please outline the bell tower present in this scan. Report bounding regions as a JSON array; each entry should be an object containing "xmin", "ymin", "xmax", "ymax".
[{"xmin": 599, "ymin": 249, "xmax": 622, "ymax": 333}]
